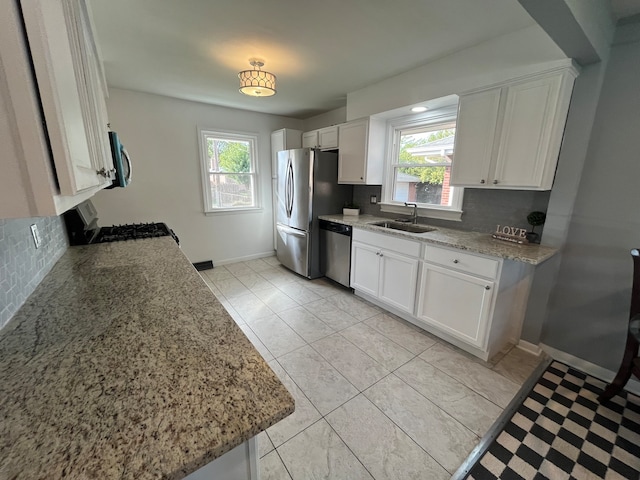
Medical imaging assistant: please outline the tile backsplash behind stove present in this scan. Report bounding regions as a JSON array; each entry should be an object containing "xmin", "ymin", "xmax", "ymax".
[
  {"xmin": 0, "ymin": 216, "xmax": 68, "ymax": 328},
  {"xmin": 353, "ymin": 186, "xmax": 551, "ymax": 233}
]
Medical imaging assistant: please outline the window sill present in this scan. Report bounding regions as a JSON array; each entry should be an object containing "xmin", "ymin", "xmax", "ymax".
[
  {"xmin": 204, "ymin": 207, "xmax": 262, "ymax": 216},
  {"xmin": 379, "ymin": 202, "xmax": 462, "ymax": 221}
]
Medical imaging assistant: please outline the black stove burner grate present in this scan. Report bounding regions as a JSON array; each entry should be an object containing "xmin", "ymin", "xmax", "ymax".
[{"xmin": 94, "ymin": 223, "xmax": 179, "ymax": 244}]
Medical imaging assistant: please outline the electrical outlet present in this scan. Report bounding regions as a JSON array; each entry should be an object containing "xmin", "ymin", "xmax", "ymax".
[
  {"xmin": 370, "ymin": 195, "xmax": 377, "ymax": 204},
  {"xmin": 30, "ymin": 224, "xmax": 41, "ymax": 249}
]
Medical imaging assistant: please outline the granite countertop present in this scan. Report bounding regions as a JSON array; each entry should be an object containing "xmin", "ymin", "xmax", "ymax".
[
  {"xmin": 0, "ymin": 237, "xmax": 294, "ymax": 479},
  {"xmin": 319, "ymin": 214, "xmax": 557, "ymax": 265}
]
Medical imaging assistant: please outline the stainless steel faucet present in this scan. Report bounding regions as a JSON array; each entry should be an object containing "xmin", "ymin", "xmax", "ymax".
[{"xmin": 404, "ymin": 202, "xmax": 418, "ymax": 224}]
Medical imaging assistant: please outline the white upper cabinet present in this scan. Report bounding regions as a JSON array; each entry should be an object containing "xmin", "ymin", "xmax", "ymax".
[
  {"xmin": 0, "ymin": 0, "xmax": 113, "ymax": 219},
  {"xmin": 302, "ymin": 125, "xmax": 338, "ymax": 150},
  {"xmin": 271, "ymin": 128, "xmax": 301, "ymax": 177},
  {"xmin": 451, "ymin": 64, "xmax": 578, "ymax": 190},
  {"xmin": 337, "ymin": 117, "xmax": 385, "ymax": 185}
]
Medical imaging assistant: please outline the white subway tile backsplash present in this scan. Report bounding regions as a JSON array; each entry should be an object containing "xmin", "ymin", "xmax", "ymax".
[{"xmin": 0, "ymin": 216, "xmax": 67, "ymax": 328}]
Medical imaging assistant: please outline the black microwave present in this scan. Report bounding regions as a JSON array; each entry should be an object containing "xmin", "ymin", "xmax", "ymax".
[{"xmin": 107, "ymin": 131, "xmax": 132, "ymax": 188}]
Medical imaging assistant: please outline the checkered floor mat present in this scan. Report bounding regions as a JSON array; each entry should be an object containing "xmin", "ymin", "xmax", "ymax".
[{"xmin": 467, "ymin": 361, "xmax": 640, "ymax": 479}]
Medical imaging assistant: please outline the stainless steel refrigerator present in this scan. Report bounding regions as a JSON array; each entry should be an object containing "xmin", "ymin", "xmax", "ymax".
[{"xmin": 276, "ymin": 148, "xmax": 352, "ymax": 279}]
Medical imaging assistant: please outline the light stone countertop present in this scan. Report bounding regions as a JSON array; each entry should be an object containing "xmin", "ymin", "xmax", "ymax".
[
  {"xmin": 0, "ymin": 237, "xmax": 294, "ymax": 479},
  {"xmin": 319, "ymin": 214, "xmax": 557, "ymax": 265}
]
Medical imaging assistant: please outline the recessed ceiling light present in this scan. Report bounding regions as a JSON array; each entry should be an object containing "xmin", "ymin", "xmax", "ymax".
[{"xmin": 411, "ymin": 106, "xmax": 428, "ymax": 113}]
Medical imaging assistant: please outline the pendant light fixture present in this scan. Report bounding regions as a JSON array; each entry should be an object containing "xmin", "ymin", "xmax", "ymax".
[{"xmin": 238, "ymin": 60, "xmax": 276, "ymax": 97}]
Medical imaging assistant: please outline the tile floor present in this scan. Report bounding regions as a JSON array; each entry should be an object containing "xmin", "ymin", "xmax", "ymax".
[{"xmin": 199, "ymin": 256, "xmax": 544, "ymax": 480}]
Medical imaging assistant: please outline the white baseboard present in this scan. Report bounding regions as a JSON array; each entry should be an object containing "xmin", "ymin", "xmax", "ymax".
[
  {"xmin": 214, "ymin": 251, "xmax": 276, "ymax": 266},
  {"xmin": 540, "ymin": 343, "xmax": 640, "ymax": 396},
  {"xmin": 517, "ymin": 340, "xmax": 543, "ymax": 356}
]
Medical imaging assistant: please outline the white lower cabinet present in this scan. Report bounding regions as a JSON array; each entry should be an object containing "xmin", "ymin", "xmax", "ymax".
[
  {"xmin": 350, "ymin": 228, "xmax": 534, "ymax": 361},
  {"xmin": 351, "ymin": 230, "xmax": 420, "ymax": 314},
  {"xmin": 416, "ymin": 263, "xmax": 494, "ymax": 349}
]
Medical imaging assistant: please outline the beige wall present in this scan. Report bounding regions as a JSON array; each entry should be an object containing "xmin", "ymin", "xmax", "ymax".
[{"xmin": 93, "ymin": 88, "xmax": 303, "ymax": 264}]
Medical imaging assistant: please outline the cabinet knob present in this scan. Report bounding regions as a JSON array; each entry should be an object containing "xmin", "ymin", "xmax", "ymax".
[
  {"xmin": 360, "ymin": 177, "xmax": 363, "ymax": 180},
  {"xmin": 453, "ymin": 259, "xmax": 459, "ymax": 264},
  {"xmin": 485, "ymin": 285, "xmax": 491, "ymax": 290},
  {"xmin": 493, "ymin": 179, "xmax": 498, "ymax": 184},
  {"xmin": 480, "ymin": 179, "xmax": 485, "ymax": 184},
  {"xmin": 376, "ymin": 252, "xmax": 380, "ymax": 256},
  {"xmin": 379, "ymin": 253, "xmax": 383, "ymax": 257}
]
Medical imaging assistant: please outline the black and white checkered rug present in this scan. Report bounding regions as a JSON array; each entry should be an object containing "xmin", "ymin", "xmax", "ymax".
[{"xmin": 467, "ymin": 361, "xmax": 640, "ymax": 479}]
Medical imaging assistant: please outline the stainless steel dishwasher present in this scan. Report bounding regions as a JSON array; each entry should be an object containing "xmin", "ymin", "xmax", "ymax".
[{"xmin": 319, "ymin": 220, "xmax": 352, "ymax": 288}]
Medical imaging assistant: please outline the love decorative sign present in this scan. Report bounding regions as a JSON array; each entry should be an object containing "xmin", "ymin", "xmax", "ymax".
[{"xmin": 491, "ymin": 224, "xmax": 529, "ymax": 244}]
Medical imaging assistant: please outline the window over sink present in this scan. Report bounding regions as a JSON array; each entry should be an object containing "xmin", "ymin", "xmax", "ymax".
[
  {"xmin": 199, "ymin": 129, "xmax": 260, "ymax": 213},
  {"xmin": 382, "ymin": 112, "xmax": 463, "ymax": 221}
]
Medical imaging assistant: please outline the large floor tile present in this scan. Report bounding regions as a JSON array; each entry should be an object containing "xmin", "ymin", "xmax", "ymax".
[
  {"xmin": 304, "ymin": 278, "xmax": 344, "ymax": 298},
  {"xmin": 211, "ymin": 276, "xmax": 251, "ymax": 298},
  {"xmin": 266, "ymin": 361, "xmax": 322, "ymax": 447},
  {"xmin": 492, "ymin": 346, "xmax": 544, "ymax": 385},
  {"xmin": 224, "ymin": 261, "xmax": 255, "ymax": 276},
  {"xmin": 277, "ymin": 419, "xmax": 373, "ymax": 480},
  {"xmin": 260, "ymin": 267, "xmax": 300, "ymax": 286},
  {"xmin": 258, "ymin": 430, "xmax": 274, "ymax": 458},
  {"xmin": 277, "ymin": 306, "xmax": 335, "ymax": 343},
  {"xmin": 203, "ymin": 265, "xmax": 234, "ymax": 282},
  {"xmin": 278, "ymin": 345, "xmax": 358, "ymax": 415},
  {"xmin": 228, "ymin": 292, "xmax": 274, "ymax": 322},
  {"xmin": 364, "ymin": 313, "xmax": 437, "ymax": 354},
  {"xmin": 326, "ymin": 394, "xmax": 450, "ymax": 480},
  {"xmin": 238, "ymin": 324, "xmax": 273, "ymax": 361},
  {"xmin": 303, "ymin": 299, "xmax": 361, "ymax": 331},
  {"xmin": 277, "ymin": 282, "xmax": 323, "ymax": 305},
  {"xmin": 365, "ymin": 374, "xmax": 478, "ymax": 473},
  {"xmin": 263, "ymin": 256, "xmax": 281, "ymax": 267},
  {"xmin": 243, "ymin": 258, "xmax": 274, "ymax": 273},
  {"xmin": 420, "ymin": 343, "xmax": 520, "ymax": 408},
  {"xmin": 260, "ymin": 450, "xmax": 292, "ymax": 480},
  {"xmin": 340, "ymin": 323, "xmax": 415, "ymax": 371},
  {"xmin": 235, "ymin": 272, "xmax": 273, "ymax": 291},
  {"xmin": 244, "ymin": 315, "xmax": 306, "ymax": 358},
  {"xmin": 396, "ymin": 357, "xmax": 503, "ymax": 436},
  {"xmin": 325, "ymin": 292, "xmax": 380, "ymax": 320},
  {"xmin": 312, "ymin": 333, "xmax": 389, "ymax": 391},
  {"xmin": 253, "ymin": 286, "xmax": 300, "ymax": 312}
]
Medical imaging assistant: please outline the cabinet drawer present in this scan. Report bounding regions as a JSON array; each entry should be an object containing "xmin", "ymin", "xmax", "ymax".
[
  {"xmin": 353, "ymin": 228, "xmax": 421, "ymax": 257},
  {"xmin": 424, "ymin": 245, "xmax": 499, "ymax": 279}
]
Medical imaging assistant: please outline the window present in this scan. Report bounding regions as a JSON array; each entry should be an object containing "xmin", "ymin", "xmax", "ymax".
[
  {"xmin": 199, "ymin": 130, "xmax": 259, "ymax": 212},
  {"xmin": 383, "ymin": 115, "xmax": 463, "ymax": 220}
]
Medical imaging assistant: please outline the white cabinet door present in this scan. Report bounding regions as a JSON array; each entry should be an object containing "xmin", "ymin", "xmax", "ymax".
[
  {"xmin": 416, "ymin": 262, "xmax": 494, "ymax": 348},
  {"xmin": 450, "ymin": 66, "xmax": 577, "ymax": 191},
  {"xmin": 271, "ymin": 129, "xmax": 301, "ymax": 177},
  {"xmin": 494, "ymin": 74, "xmax": 562, "ymax": 188},
  {"xmin": 21, "ymin": 0, "xmax": 112, "ymax": 195},
  {"xmin": 350, "ymin": 241, "xmax": 380, "ymax": 297},
  {"xmin": 302, "ymin": 130, "xmax": 318, "ymax": 148},
  {"xmin": 338, "ymin": 120, "xmax": 367, "ymax": 183},
  {"xmin": 379, "ymin": 250, "xmax": 419, "ymax": 314},
  {"xmin": 318, "ymin": 126, "xmax": 338, "ymax": 150},
  {"xmin": 450, "ymin": 88, "xmax": 501, "ymax": 187}
]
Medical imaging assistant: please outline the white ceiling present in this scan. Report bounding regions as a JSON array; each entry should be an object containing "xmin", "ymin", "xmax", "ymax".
[{"xmin": 89, "ymin": 0, "xmax": 638, "ymax": 120}]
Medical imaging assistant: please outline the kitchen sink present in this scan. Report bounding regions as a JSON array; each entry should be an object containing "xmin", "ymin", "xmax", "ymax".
[{"xmin": 371, "ymin": 221, "xmax": 436, "ymax": 234}]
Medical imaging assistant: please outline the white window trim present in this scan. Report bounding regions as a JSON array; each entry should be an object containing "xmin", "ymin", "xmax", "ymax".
[
  {"xmin": 198, "ymin": 128, "xmax": 261, "ymax": 214},
  {"xmin": 381, "ymin": 108, "xmax": 463, "ymax": 222}
]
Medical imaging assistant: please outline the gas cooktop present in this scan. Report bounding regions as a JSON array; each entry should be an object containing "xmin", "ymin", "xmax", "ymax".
[{"xmin": 94, "ymin": 223, "xmax": 179, "ymax": 244}]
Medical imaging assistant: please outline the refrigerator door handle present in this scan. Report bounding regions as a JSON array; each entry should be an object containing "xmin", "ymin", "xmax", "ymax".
[
  {"xmin": 286, "ymin": 160, "xmax": 294, "ymax": 218},
  {"xmin": 276, "ymin": 224, "xmax": 306, "ymax": 237}
]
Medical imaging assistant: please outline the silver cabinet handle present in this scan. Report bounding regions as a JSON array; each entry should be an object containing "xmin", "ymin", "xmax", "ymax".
[
  {"xmin": 480, "ymin": 179, "xmax": 485, "ymax": 184},
  {"xmin": 453, "ymin": 259, "xmax": 459, "ymax": 264},
  {"xmin": 493, "ymin": 179, "xmax": 498, "ymax": 184}
]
